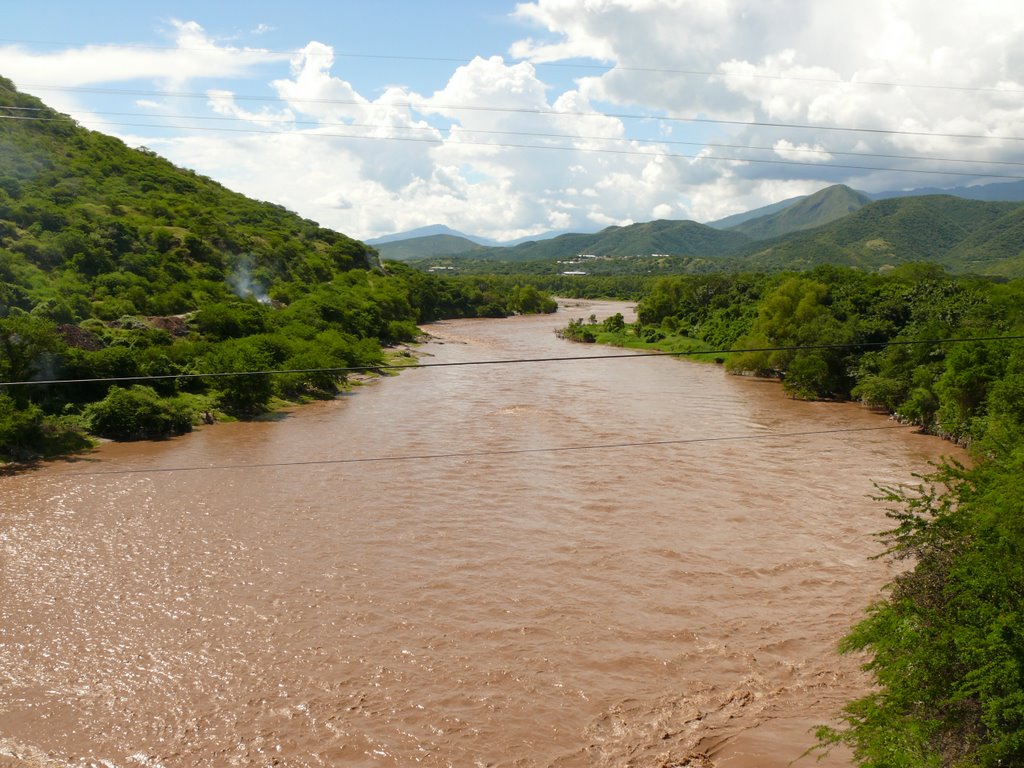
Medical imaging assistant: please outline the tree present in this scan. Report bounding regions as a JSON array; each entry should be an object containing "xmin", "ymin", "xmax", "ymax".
[
  {"xmin": 0, "ymin": 314, "xmax": 63, "ymax": 403},
  {"xmin": 728, "ymin": 276, "xmax": 853, "ymax": 398},
  {"xmin": 83, "ymin": 385, "xmax": 193, "ymax": 440}
]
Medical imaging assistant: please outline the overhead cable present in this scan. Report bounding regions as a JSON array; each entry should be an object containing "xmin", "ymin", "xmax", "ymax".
[
  {"xmin": 2, "ymin": 39, "xmax": 1022, "ymax": 94},
  {"xmin": 4, "ymin": 334, "xmax": 1023, "ymax": 389},
  {"xmin": 54, "ymin": 424, "xmax": 913, "ymax": 477},
  {"xmin": 4, "ymin": 106, "xmax": 1023, "ymax": 170},
  {"xmin": 3, "ymin": 113, "xmax": 1023, "ymax": 180},
  {"xmin": 12, "ymin": 83, "xmax": 1024, "ymax": 143}
]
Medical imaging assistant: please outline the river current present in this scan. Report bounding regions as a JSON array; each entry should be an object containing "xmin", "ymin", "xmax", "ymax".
[{"xmin": 0, "ymin": 299, "xmax": 961, "ymax": 767}]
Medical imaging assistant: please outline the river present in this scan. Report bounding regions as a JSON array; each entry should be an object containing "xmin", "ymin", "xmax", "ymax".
[{"xmin": 0, "ymin": 299, "xmax": 961, "ymax": 767}]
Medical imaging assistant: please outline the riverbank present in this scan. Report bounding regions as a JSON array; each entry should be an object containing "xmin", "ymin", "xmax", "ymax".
[{"xmin": 0, "ymin": 299, "xmax": 963, "ymax": 767}]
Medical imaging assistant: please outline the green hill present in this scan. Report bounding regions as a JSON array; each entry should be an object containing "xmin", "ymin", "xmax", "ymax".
[
  {"xmin": 705, "ymin": 195, "xmax": 806, "ymax": 229},
  {"xmin": 463, "ymin": 218, "xmax": 753, "ymax": 262},
  {"xmin": 375, "ymin": 233, "xmax": 486, "ymax": 260},
  {"xmin": 0, "ymin": 76, "xmax": 381, "ymax": 321},
  {"xmin": 735, "ymin": 195, "xmax": 1021, "ymax": 273},
  {"xmin": 944, "ymin": 204, "xmax": 1024, "ymax": 276},
  {"xmin": 412, "ymin": 194, "xmax": 1024, "ymax": 278},
  {"xmin": 729, "ymin": 184, "xmax": 872, "ymax": 240},
  {"xmin": 0, "ymin": 77, "xmax": 559, "ymax": 459}
]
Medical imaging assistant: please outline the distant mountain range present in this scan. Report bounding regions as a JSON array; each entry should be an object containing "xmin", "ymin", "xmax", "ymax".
[
  {"xmin": 367, "ymin": 223, "xmax": 595, "ymax": 260},
  {"xmin": 378, "ymin": 183, "xmax": 1024, "ymax": 277},
  {"xmin": 374, "ymin": 179, "xmax": 1024, "ymax": 269}
]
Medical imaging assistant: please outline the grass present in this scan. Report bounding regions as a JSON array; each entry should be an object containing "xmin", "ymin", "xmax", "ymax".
[{"xmin": 591, "ymin": 329, "xmax": 735, "ymax": 364}]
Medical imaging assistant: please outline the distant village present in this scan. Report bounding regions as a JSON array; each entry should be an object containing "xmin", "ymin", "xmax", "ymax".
[{"xmin": 558, "ymin": 253, "xmax": 671, "ymax": 275}]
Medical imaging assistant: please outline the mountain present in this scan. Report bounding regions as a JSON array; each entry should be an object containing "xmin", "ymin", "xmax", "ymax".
[
  {"xmin": 945, "ymin": 204, "xmax": 1024, "ymax": 276},
  {"xmin": 735, "ymin": 195, "xmax": 1022, "ymax": 272},
  {"xmin": 466, "ymin": 219, "xmax": 754, "ymax": 262},
  {"xmin": 413, "ymin": 194, "xmax": 1024, "ymax": 278},
  {"xmin": 728, "ymin": 184, "xmax": 872, "ymax": 240},
  {"xmin": 705, "ymin": 180, "xmax": 1024, "ymax": 235},
  {"xmin": 367, "ymin": 224, "xmax": 599, "ymax": 258},
  {"xmin": 0, "ymin": 76, "xmax": 378, "ymax": 322},
  {"xmin": 705, "ymin": 195, "xmax": 807, "ymax": 229},
  {"xmin": 374, "ymin": 233, "xmax": 487, "ymax": 261},
  {"xmin": 365, "ymin": 224, "xmax": 489, "ymax": 246}
]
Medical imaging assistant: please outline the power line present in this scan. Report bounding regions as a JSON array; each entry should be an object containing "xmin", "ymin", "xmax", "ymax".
[
  {"xmin": 13, "ymin": 83, "xmax": 1024, "ymax": 143},
  {"xmin": 5, "ymin": 113, "xmax": 1024, "ymax": 181},
  {"xmin": 54, "ymin": 424, "xmax": 913, "ymax": 477},
  {"xmin": 2, "ymin": 38, "xmax": 1022, "ymax": 95},
  {"xmin": 4, "ymin": 335, "xmax": 1023, "ymax": 389},
  {"xmin": 5, "ymin": 105, "xmax": 1023, "ymax": 170}
]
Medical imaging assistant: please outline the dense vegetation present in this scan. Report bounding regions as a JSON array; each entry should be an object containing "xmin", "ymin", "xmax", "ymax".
[
  {"xmin": 817, "ymin": 452, "xmax": 1024, "ymax": 766},
  {"xmin": 394, "ymin": 185, "xmax": 1024, "ymax": 278},
  {"xmin": 0, "ymin": 78, "xmax": 556, "ymax": 459},
  {"xmin": 563, "ymin": 265, "xmax": 1024, "ymax": 765}
]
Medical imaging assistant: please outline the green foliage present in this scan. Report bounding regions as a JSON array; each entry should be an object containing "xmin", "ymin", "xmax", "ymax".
[
  {"xmin": 0, "ymin": 79, "xmax": 558, "ymax": 457},
  {"xmin": 0, "ymin": 392, "xmax": 43, "ymax": 460},
  {"xmin": 83, "ymin": 385, "xmax": 193, "ymax": 440},
  {"xmin": 193, "ymin": 300, "xmax": 270, "ymax": 340},
  {"xmin": 0, "ymin": 313, "xmax": 63, "ymax": 393},
  {"xmin": 557, "ymin": 317, "xmax": 600, "ymax": 343},
  {"xmin": 728, "ymin": 276, "xmax": 855, "ymax": 398},
  {"xmin": 821, "ymin": 453, "xmax": 1024, "ymax": 767}
]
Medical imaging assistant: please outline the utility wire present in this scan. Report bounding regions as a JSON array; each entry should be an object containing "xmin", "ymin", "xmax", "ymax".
[
  {"xmin": 4, "ymin": 335, "xmax": 1023, "ymax": 389},
  {"xmin": 55, "ymin": 424, "xmax": 913, "ymax": 477},
  {"xmin": 13, "ymin": 83, "xmax": 1024, "ymax": 143},
  {"xmin": 4, "ymin": 105, "xmax": 1022, "ymax": 169},
  {"xmin": 2, "ymin": 38, "xmax": 1022, "ymax": 95},
  {"xmin": 4, "ymin": 113, "xmax": 1024, "ymax": 180}
]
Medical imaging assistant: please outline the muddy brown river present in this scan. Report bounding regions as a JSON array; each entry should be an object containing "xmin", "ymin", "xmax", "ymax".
[{"xmin": 0, "ymin": 300, "xmax": 962, "ymax": 767}]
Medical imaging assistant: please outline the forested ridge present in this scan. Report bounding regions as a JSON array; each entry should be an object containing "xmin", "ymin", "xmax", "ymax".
[
  {"xmin": 0, "ymin": 77, "xmax": 555, "ymax": 458},
  {"xmin": 402, "ymin": 189, "xmax": 1024, "ymax": 277},
  {"xmin": 562, "ymin": 266, "xmax": 1024, "ymax": 766}
]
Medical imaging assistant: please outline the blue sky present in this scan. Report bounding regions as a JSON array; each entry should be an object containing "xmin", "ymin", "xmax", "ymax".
[{"xmin": 3, "ymin": 1, "xmax": 1023, "ymax": 241}]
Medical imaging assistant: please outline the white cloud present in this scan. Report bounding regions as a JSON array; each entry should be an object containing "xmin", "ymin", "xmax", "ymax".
[
  {"xmin": 0, "ymin": 20, "xmax": 284, "ymax": 89},
  {"xmin": 773, "ymin": 139, "xmax": 832, "ymax": 163},
  {"xmin": 4, "ymin": 5, "xmax": 1024, "ymax": 239}
]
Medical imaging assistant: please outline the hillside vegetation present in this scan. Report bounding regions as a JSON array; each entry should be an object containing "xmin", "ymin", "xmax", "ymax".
[
  {"xmin": 0, "ymin": 77, "xmax": 556, "ymax": 459},
  {"xmin": 738, "ymin": 195, "xmax": 1021, "ymax": 272},
  {"xmin": 401, "ymin": 190, "xmax": 1024, "ymax": 277},
  {"xmin": 729, "ymin": 184, "xmax": 872, "ymax": 240}
]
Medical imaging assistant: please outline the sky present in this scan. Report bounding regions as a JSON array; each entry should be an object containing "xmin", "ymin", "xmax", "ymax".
[{"xmin": 2, "ymin": 1, "xmax": 1024, "ymax": 242}]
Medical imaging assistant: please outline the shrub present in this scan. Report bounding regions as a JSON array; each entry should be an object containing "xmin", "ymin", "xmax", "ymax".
[{"xmin": 83, "ymin": 385, "xmax": 193, "ymax": 439}]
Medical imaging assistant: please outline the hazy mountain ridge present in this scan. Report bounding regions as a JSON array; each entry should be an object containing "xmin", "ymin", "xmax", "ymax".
[
  {"xmin": 404, "ymin": 193, "xmax": 1024, "ymax": 277},
  {"xmin": 378, "ymin": 179, "xmax": 1024, "ymax": 261}
]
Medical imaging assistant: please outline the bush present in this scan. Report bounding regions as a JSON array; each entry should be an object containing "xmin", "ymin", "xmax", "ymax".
[{"xmin": 83, "ymin": 385, "xmax": 193, "ymax": 439}]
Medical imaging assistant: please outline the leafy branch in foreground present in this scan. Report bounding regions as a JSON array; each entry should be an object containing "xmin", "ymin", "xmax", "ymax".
[{"xmin": 817, "ymin": 452, "xmax": 1024, "ymax": 767}]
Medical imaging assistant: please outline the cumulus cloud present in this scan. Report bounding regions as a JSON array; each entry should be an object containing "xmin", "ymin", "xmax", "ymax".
[
  {"xmin": 773, "ymin": 139, "xmax": 832, "ymax": 162},
  {"xmin": 4, "ymin": 4, "xmax": 1024, "ymax": 238},
  {"xmin": 508, "ymin": 0, "xmax": 1024, "ymax": 219},
  {"xmin": 0, "ymin": 20, "xmax": 284, "ymax": 89}
]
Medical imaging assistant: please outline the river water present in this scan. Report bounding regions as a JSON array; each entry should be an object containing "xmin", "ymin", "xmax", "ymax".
[{"xmin": 0, "ymin": 299, "xmax": 961, "ymax": 768}]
